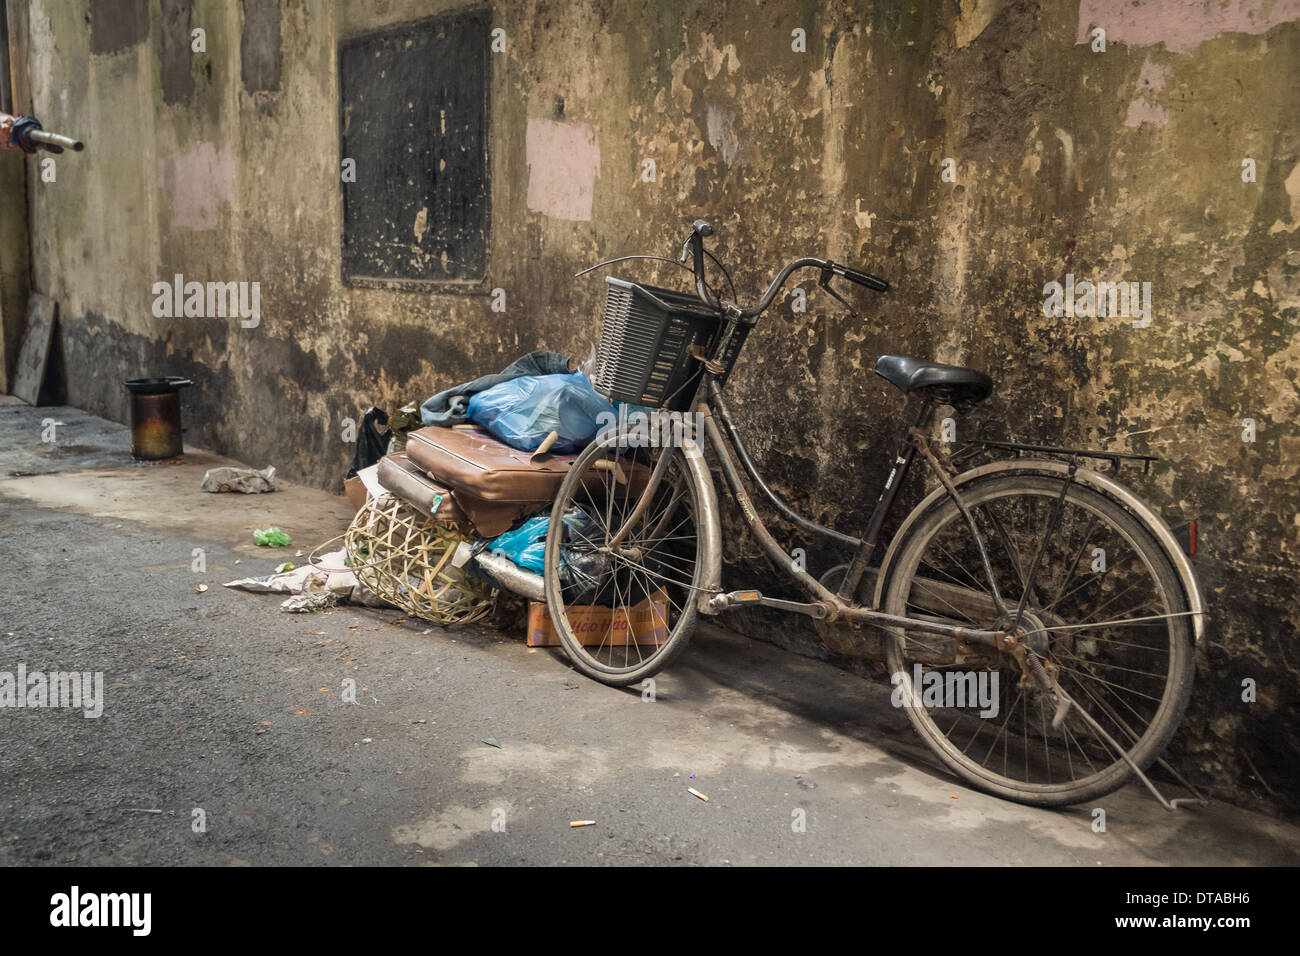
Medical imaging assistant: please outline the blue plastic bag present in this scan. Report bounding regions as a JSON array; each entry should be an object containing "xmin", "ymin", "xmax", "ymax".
[
  {"xmin": 466, "ymin": 370, "xmax": 616, "ymax": 453},
  {"xmin": 486, "ymin": 513, "xmax": 551, "ymax": 572},
  {"xmin": 486, "ymin": 508, "xmax": 597, "ymax": 574}
]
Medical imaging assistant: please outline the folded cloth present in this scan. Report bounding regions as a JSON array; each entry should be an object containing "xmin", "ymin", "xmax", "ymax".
[{"xmin": 419, "ymin": 350, "xmax": 572, "ymax": 428}]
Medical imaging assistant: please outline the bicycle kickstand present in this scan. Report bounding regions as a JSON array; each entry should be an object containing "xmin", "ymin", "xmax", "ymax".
[{"xmin": 1027, "ymin": 652, "xmax": 1189, "ymax": 812}]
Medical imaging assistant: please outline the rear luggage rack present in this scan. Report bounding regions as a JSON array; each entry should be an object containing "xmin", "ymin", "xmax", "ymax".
[{"xmin": 955, "ymin": 438, "xmax": 1160, "ymax": 474}]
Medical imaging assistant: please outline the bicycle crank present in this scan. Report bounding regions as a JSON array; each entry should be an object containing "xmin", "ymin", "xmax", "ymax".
[{"xmin": 708, "ymin": 589, "xmax": 830, "ymax": 618}]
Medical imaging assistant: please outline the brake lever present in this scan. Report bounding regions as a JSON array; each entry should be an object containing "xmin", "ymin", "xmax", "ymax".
[{"xmin": 819, "ymin": 267, "xmax": 858, "ymax": 317}]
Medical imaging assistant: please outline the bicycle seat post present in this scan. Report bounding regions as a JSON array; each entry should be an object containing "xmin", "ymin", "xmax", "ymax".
[{"xmin": 839, "ymin": 399, "xmax": 935, "ymax": 600}]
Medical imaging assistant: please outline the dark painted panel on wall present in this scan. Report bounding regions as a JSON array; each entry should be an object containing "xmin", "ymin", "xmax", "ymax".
[
  {"xmin": 241, "ymin": 0, "xmax": 281, "ymax": 94},
  {"xmin": 161, "ymin": 0, "xmax": 194, "ymax": 105},
  {"xmin": 0, "ymin": 0, "xmax": 11, "ymax": 112},
  {"xmin": 339, "ymin": 10, "xmax": 490, "ymax": 283},
  {"xmin": 90, "ymin": 0, "xmax": 148, "ymax": 55}
]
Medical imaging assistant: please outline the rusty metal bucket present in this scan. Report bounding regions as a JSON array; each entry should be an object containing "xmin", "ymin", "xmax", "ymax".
[{"xmin": 124, "ymin": 377, "xmax": 192, "ymax": 460}]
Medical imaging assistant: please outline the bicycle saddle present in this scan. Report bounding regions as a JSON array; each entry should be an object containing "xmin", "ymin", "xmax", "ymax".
[{"xmin": 874, "ymin": 355, "xmax": 993, "ymax": 405}]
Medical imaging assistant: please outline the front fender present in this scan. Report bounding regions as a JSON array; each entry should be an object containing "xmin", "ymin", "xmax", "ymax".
[{"xmin": 680, "ymin": 436, "xmax": 723, "ymax": 614}]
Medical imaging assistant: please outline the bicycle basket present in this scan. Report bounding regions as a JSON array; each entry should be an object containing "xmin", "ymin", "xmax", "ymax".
[{"xmin": 592, "ymin": 277, "xmax": 750, "ymax": 411}]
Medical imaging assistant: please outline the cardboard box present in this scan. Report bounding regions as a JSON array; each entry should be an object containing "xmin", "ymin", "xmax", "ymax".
[
  {"xmin": 344, "ymin": 475, "xmax": 367, "ymax": 510},
  {"xmin": 344, "ymin": 462, "xmax": 386, "ymax": 511},
  {"xmin": 527, "ymin": 589, "xmax": 670, "ymax": 647}
]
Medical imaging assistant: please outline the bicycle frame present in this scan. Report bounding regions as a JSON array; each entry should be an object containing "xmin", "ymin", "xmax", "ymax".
[
  {"xmin": 685, "ymin": 374, "xmax": 1015, "ymax": 652},
  {"xmin": 588, "ymin": 224, "xmax": 1203, "ymax": 652},
  {"xmin": 675, "ymin": 375, "xmax": 1206, "ymax": 650}
]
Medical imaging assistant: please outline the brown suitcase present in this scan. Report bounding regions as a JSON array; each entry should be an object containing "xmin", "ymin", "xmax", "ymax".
[
  {"xmin": 377, "ymin": 454, "xmax": 471, "ymax": 523},
  {"xmin": 406, "ymin": 426, "xmax": 577, "ymax": 502},
  {"xmin": 406, "ymin": 426, "xmax": 654, "ymax": 523},
  {"xmin": 376, "ymin": 453, "xmax": 536, "ymax": 537}
]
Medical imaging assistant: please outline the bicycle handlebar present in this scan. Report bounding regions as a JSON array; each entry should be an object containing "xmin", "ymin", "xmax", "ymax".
[
  {"xmin": 742, "ymin": 256, "xmax": 831, "ymax": 317},
  {"xmin": 679, "ymin": 221, "xmax": 888, "ymax": 319}
]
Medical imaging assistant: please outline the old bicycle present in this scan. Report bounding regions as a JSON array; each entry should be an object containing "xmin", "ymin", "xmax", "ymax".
[{"xmin": 542, "ymin": 220, "xmax": 1204, "ymax": 808}]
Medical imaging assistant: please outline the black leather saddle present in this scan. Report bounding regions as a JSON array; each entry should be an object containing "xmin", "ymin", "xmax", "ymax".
[{"xmin": 874, "ymin": 355, "xmax": 993, "ymax": 406}]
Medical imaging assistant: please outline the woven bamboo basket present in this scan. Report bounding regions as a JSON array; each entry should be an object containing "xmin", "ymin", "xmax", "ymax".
[{"xmin": 344, "ymin": 493, "xmax": 496, "ymax": 625}]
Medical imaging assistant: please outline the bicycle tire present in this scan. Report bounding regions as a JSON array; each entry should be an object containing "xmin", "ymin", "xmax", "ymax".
[
  {"xmin": 879, "ymin": 472, "xmax": 1195, "ymax": 807},
  {"xmin": 542, "ymin": 428, "xmax": 704, "ymax": 687}
]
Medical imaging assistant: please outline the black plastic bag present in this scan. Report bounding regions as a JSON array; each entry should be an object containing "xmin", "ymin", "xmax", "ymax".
[{"xmin": 345, "ymin": 406, "xmax": 390, "ymax": 480}]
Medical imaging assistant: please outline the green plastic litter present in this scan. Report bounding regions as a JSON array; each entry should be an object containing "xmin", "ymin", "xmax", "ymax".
[{"xmin": 254, "ymin": 527, "xmax": 292, "ymax": 547}]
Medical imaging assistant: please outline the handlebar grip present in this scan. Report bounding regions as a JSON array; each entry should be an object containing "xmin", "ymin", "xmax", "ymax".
[{"xmin": 830, "ymin": 262, "xmax": 889, "ymax": 292}]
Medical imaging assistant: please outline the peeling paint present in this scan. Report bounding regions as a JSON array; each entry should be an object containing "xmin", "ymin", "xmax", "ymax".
[
  {"xmin": 704, "ymin": 103, "xmax": 744, "ymax": 168},
  {"xmin": 1124, "ymin": 57, "xmax": 1172, "ymax": 128}
]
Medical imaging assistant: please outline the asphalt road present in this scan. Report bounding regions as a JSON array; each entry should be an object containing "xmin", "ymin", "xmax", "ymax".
[{"xmin": 1, "ymin": 398, "xmax": 1297, "ymax": 866}]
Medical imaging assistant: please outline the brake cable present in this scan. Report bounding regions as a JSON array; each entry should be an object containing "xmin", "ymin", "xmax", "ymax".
[
  {"xmin": 818, "ymin": 266, "xmax": 857, "ymax": 317},
  {"xmin": 574, "ymin": 252, "xmax": 738, "ymax": 305},
  {"xmin": 573, "ymin": 254, "xmax": 688, "ymax": 278}
]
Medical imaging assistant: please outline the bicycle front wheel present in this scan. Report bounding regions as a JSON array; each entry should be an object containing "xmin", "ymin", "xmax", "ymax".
[
  {"xmin": 879, "ymin": 472, "xmax": 1195, "ymax": 807},
  {"xmin": 542, "ymin": 428, "xmax": 705, "ymax": 687}
]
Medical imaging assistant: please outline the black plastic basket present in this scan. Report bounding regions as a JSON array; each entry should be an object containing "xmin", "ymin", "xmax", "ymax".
[{"xmin": 592, "ymin": 277, "xmax": 749, "ymax": 411}]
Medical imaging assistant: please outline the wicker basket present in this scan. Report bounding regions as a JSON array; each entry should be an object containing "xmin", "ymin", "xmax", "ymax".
[
  {"xmin": 593, "ymin": 277, "xmax": 748, "ymax": 411},
  {"xmin": 344, "ymin": 493, "xmax": 496, "ymax": 625}
]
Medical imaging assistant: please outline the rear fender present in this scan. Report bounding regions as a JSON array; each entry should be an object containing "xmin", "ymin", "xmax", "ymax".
[{"xmin": 874, "ymin": 459, "xmax": 1205, "ymax": 642}]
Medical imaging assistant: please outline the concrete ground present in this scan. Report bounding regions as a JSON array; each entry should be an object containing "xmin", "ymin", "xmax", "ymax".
[{"xmin": 1, "ymin": 396, "xmax": 1297, "ymax": 867}]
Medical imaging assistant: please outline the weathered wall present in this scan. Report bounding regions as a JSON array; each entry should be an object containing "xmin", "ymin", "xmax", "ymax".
[{"xmin": 13, "ymin": 0, "xmax": 1300, "ymax": 812}]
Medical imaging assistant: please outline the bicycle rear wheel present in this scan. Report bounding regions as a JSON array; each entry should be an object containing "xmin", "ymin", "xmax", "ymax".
[
  {"xmin": 542, "ymin": 428, "xmax": 704, "ymax": 687},
  {"xmin": 880, "ymin": 472, "xmax": 1195, "ymax": 807}
]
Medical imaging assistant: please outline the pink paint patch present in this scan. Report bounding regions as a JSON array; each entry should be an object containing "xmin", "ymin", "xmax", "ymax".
[
  {"xmin": 1125, "ymin": 97, "xmax": 1170, "ymax": 128},
  {"xmin": 157, "ymin": 143, "xmax": 235, "ymax": 230},
  {"xmin": 1125, "ymin": 58, "xmax": 1172, "ymax": 127},
  {"xmin": 526, "ymin": 119, "xmax": 600, "ymax": 222},
  {"xmin": 1078, "ymin": 0, "xmax": 1300, "ymax": 54}
]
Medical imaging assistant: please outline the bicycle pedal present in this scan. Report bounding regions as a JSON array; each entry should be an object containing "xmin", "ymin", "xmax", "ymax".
[{"xmin": 708, "ymin": 589, "xmax": 764, "ymax": 612}]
